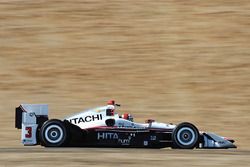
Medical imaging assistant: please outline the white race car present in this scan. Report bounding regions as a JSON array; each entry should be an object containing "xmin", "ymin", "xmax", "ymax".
[{"xmin": 15, "ymin": 102, "xmax": 236, "ymax": 149}]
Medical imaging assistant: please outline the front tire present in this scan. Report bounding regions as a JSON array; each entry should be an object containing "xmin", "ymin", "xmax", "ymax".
[
  {"xmin": 40, "ymin": 119, "xmax": 68, "ymax": 147},
  {"xmin": 172, "ymin": 122, "xmax": 199, "ymax": 149}
]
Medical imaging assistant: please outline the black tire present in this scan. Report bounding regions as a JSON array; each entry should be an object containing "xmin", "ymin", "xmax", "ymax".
[
  {"xmin": 172, "ymin": 122, "xmax": 199, "ymax": 149},
  {"xmin": 40, "ymin": 119, "xmax": 68, "ymax": 147}
]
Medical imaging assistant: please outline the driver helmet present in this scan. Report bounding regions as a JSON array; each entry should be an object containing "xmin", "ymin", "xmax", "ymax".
[
  {"xmin": 107, "ymin": 100, "xmax": 121, "ymax": 107},
  {"xmin": 122, "ymin": 113, "xmax": 133, "ymax": 122},
  {"xmin": 107, "ymin": 100, "xmax": 115, "ymax": 105}
]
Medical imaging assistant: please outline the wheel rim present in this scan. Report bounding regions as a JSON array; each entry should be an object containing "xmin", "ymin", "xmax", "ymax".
[
  {"xmin": 176, "ymin": 127, "xmax": 196, "ymax": 146},
  {"xmin": 44, "ymin": 125, "xmax": 64, "ymax": 144}
]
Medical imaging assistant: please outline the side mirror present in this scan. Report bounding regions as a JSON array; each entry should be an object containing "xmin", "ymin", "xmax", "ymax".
[{"xmin": 105, "ymin": 119, "xmax": 115, "ymax": 127}]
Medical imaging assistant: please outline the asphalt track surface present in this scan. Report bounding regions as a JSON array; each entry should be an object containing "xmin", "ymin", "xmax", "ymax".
[{"xmin": 0, "ymin": 147, "xmax": 249, "ymax": 167}]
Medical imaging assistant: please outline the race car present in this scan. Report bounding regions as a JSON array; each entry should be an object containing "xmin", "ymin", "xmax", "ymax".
[{"xmin": 15, "ymin": 101, "xmax": 236, "ymax": 149}]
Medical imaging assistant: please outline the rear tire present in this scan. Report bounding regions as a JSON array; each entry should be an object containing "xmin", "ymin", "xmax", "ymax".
[
  {"xmin": 40, "ymin": 119, "xmax": 68, "ymax": 147},
  {"xmin": 172, "ymin": 122, "xmax": 199, "ymax": 149}
]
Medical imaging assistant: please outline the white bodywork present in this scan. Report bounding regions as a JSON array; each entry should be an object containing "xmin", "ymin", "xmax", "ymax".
[{"xmin": 65, "ymin": 106, "xmax": 176, "ymax": 130}]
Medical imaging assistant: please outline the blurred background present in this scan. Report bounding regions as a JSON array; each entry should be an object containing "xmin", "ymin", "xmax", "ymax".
[{"xmin": 0, "ymin": 0, "xmax": 250, "ymax": 149}]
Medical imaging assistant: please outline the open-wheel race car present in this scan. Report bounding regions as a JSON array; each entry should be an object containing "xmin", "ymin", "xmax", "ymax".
[{"xmin": 15, "ymin": 101, "xmax": 236, "ymax": 149}]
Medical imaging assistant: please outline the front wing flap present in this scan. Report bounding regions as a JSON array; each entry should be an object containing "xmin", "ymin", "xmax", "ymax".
[{"xmin": 200, "ymin": 132, "xmax": 237, "ymax": 149}]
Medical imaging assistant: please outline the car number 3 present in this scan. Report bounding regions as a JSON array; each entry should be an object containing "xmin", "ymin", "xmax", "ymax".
[{"xmin": 25, "ymin": 127, "xmax": 32, "ymax": 138}]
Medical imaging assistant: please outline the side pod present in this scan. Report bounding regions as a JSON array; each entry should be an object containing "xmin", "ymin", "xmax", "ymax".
[{"xmin": 200, "ymin": 132, "xmax": 237, "ymax": 149}]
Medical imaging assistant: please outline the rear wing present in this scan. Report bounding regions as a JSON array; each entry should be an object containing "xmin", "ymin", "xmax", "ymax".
[
  {"xmin": 15, "ymin": 104, "xmax": 49, "ymax": 129},
  {"xmin": 15, "ymin": 104, "xmax": 49, "ymax": 145}
]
